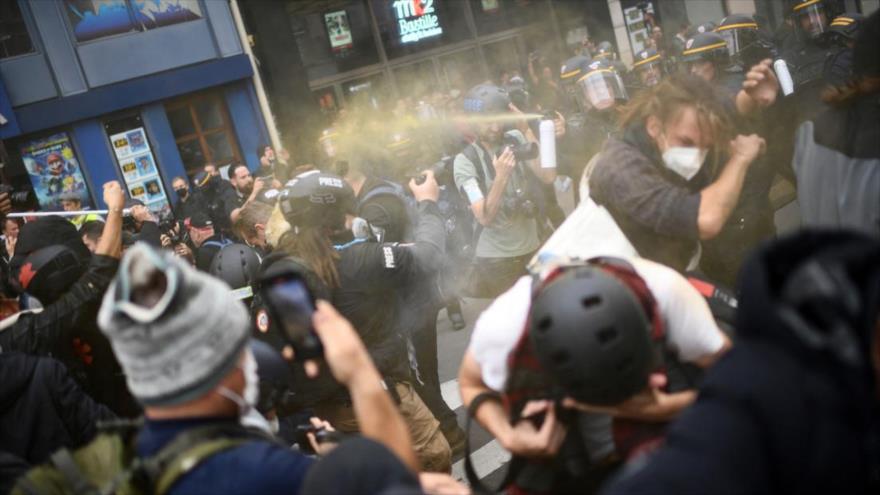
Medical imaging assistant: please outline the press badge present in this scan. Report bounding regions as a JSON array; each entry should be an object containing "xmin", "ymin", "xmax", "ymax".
[{"xmin": 462, "ymin": 180, "xmax": 484, "ymax": 204}]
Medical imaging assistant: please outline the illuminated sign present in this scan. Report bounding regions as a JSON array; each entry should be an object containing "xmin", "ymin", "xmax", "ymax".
[
  {"xmin": 325, "ymin": 10, "xmax": 353, "ymax": 51},
  {"xmin": 392, "ymin": 0, "xmax": 443, "ymax": 44}
]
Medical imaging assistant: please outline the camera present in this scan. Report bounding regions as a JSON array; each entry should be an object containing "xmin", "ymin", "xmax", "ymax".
[
  {"xmin": 160, "ymin": 219, "xmax": 189, "ymax": 245},
  {"xmin": 503, "ymin": 187, "xmax": 537, "ymax": 218},
  {"xmin": 294, "ymin": 422, "xmax": 345, "ymax": 454},
  {"xmin": 0, "ymin": 184, "xmax": 35, "ymax": 209},
  {"xmin": 503, "ymin": 135, "xmax": 539, "ymax": 161},
  {"xmin": 412, "ymin": 156, "xmax": 454, "ymax": 186}
]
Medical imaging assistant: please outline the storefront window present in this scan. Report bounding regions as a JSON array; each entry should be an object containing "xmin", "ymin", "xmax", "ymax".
[
  {"xmin": 64, "ymin": 0, "xmax": 202, "ymax": 43},
  {"xmin": 288, "ymin": 1, "xmax": 381, "ymax": 82},
  {"xmin": 371, "ymin": 0, "xmax": 472, "ymax": 60},
  {"xmin": 0, "ymin": 1, "xmax": 35, "ymax": 59},
  {"xmin": 165, "ymin": 91, "xmax": 242, "ymax": 174},
  {"xmin": 342, "ymin": 72, "xmax": 389, "ymax": 110},
  {"xmin": 439, "ymin": 48, "xmax": 485, "ymax": 93},
  {"xmin": 469, "ymin": 0, "xmax": 544, "ymax": 36},
  {"xmin": 392, "ymin": 60, "xmax": 438, "ymax": 101}
]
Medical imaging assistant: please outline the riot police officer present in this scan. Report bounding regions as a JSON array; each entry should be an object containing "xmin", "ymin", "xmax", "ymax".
[
  {"xmin": 593, "ymin": 40, "xmax": 628, "ymax": 76},
  {"xmin": 557, "ymin": 57, "xmax": 628, "ymax": 203},
  {"xmin": 681, "ymin": 31, "xmax": 744, "ymax": 96},
  {"xmin": 630, "ymin": 47, "xmax": 667, "ymax": 92},
  {"xmin": 823, "ymin": 12, "xmax": 864, "ymax": 86}
]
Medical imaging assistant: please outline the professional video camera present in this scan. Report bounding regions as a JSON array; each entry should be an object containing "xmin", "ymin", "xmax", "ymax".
[
  {"xmin": 159, "ymin": 218, "xmax": 190, "ymax": 245},
  {"xmin": 0, "ymin": 184, "xmax": 35, "ymax": 209}
]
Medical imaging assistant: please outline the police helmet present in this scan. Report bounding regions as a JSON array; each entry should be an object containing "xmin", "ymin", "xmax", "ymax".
[
  {"xmin": 788, "ymin": 0, "xmax": 841, "ymax": 40},
  {"xmin": 529, "ymin": 264, "xmax": 655, "ymax": 405},
  {"xmin": 716, "ymin": 14, "xmax": 761, "ymax": 58},
  {"xmin": 16, "ymin": 245, "xmax": 86, "ymax": 305},
  {"xmin": 594, "ymin": 41, "xmax": 616, "ymax": 60},
  {"xmin": 209, "ymin": 243, "xmax": 262, "ymax": 300},
  {"xmin": 827, "ymin": 12, "xmax": 864, "ymax": 41},
  {"xmin": 574, "ymin": 59, "xmax": 628, "ymax": 112},
  {"xmin": 279, "ymin": 171, "xmax": 355, "ymax": 231},
  {"xmin": 682, "ymin": 32, "xmax": 731, "ymax": 67},
  {"xmin": 560, "ymin": 55, "xmax": 593, "ymax": 85},
  {"xmin": 632, "ymin": 48, "xmax": 665, "ymax": 88},
  {"xmin": 463, "ymin": 83, "xmax": 511, "ymax": 114},
  {"xmin": 694, "ymin": 21, "xmax": 718, "ymax": 35}
]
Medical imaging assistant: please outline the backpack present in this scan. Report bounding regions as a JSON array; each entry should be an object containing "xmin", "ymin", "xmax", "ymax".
[
  {"xmin": 359, "ymin": 180, "xmax": 419, "ymax": 243},
  {"xmin": 12, "ymin": 420, "xmax": 264, "ymax": 495}
]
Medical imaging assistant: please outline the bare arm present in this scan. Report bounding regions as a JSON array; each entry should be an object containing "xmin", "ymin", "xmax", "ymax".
[
  {"xmin": 698, "ymin": 135, "xmax": 764, "ymax": 240},
  {"xmin": 97, "ymin": 182, "xmax": 124, "ymax": 259},
  {"xmin": 735, "ymin": 59, "xmax": 779, "ymax": 116},
  {"xmin": 459, "ymin": 351, "xmax": 565, "ymax": 456}
]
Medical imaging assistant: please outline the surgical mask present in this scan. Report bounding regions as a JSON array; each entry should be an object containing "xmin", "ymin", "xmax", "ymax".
[
  {"xmin": 661, "ymin": 146, "xmax": 708, "ymax": 181},
  {"xmin": 218, "ymin": 349, "xmax": 260, "ymax": 415}
]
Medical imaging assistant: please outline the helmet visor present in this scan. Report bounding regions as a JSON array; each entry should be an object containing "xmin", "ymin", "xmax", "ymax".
[
  {"xmin": 796, "ymin": 4, "xmax": 828, "ymax": 38},
  {"xmin": 577, "ymin": 70, "xmax": 627, "ymax": 111}
]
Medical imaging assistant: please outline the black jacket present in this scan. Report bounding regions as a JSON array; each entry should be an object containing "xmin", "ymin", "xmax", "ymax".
[
  {"xmin": 335, "ymin": 200, "xmax": 446, "ymax": 381},
  {"xmin": 0, "ymin": 254, "xmax": 137, "ymax": 416},
  {"xmin": 604, "ymin": 231, "xmax": 880, "ymax": 494},
  {"xmin": 0, "ymin": 353, "xmax": 115, "ymax": 468}
]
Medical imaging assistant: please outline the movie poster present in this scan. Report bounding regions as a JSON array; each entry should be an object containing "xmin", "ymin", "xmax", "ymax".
[
  {"xmin": 109, "ymin": 126, "xmax": 171, "ymax": 217},
  {"xmin": 19, "ymin": 132, "xmax": 94, "ymax": 210},
  {"xmin": 325, "ymin": 10, "xmax": 353, "ymax": 51}
]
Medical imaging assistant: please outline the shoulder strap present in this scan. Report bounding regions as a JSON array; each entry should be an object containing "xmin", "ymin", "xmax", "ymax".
[
  {"xmin": 464, "ymin": 392, "xmax": 524, "ymax": 495},
  {"xmin": 462, "ymin": 142, "xmax": 491, "ymax": 196},
  {"xmin": 154, "ymin": 438, "xmax": 250, "ymax": 495},
  {"xmin": 135, "ymin": 424, "xmax": 262, "ymax": 495},
  {"xmin": 50, "ymin": 449, "xmax": 98, "ymax": 495}
]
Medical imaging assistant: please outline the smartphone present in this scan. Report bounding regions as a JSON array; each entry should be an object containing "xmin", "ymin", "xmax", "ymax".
[{"xmin": 262, "ymin": 274, "xmax": 323, "ymax": 360}]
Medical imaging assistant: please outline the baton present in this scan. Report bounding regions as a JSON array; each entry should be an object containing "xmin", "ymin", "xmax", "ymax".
[{"xmin": 6, "ymin": 209, "xmax": 132, "ymax": 219}]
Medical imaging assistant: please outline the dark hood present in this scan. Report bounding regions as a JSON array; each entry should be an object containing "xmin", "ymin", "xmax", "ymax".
[{"xmin": 736, "ymin": 230, "xmax": 880, "ymax": 384}]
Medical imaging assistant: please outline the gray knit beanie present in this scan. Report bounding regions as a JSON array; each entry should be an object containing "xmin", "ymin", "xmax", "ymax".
[{"xmin": 98, "ymin": 243, "xmax": 249, "ymax": 407}]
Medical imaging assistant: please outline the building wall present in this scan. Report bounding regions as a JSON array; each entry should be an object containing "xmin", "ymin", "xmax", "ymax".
[{"xmin": 0, "ymin": 0, "xmax": 269, "ymax": 210}]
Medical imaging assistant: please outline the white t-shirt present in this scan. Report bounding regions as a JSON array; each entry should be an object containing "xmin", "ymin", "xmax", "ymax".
[{"xmin": 469, "ymin": 257, "xmax": 725, "ymax": 391}]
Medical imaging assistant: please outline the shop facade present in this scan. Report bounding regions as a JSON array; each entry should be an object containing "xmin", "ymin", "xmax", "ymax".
[{"xmin": 0, "ymin": 0, "xmax": 270, "ymax": 215}]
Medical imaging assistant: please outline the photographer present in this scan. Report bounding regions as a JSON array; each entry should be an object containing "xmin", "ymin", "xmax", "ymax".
[
  {"xmin": 458, "ymin": 256, "xmax": 730, "ymax": 492},
  {"xmin": 123, "ymin": 199, "xmax": 162, "ymax": 248},
  {"xmin": 275, "ymin": 170, "xmax": 452, "ymax": 472},
  {"xmin": 225, "ymin": 163, "xmax": 279, "ymax": 226},
  {"xmin": 454, "ymin": 83, "xmax": 556, "ymax": 298},
  {"xmin": 194, "ymin": 164, "xmax": 235, "ymax": 235}
]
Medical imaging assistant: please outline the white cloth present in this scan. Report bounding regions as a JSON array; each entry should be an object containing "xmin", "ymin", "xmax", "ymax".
[{"xmin": 469, "ymin": 257, "xmax": 725, "ymax": 391}]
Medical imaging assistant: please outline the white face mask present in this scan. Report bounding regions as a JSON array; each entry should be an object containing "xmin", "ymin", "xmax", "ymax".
[
  {"xmin": 218, "ymin": 349, "xmax": 260, "ymax": 415},
  {"xmin": 661, "ymin": 146, "xmax": 708, "ymax": 181}
]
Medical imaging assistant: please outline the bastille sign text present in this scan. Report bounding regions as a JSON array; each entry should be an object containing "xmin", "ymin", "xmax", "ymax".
[{"xmin": 392, "ymin": 0, "xmax": 443, "ymax": 44}]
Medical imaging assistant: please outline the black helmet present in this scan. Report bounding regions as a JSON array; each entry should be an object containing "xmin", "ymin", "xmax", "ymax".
[
  {"xmin": 210, "ymin": 243, "xmax": 262, "ymax": 299},
  {"xmin": 279, "ymin": 171, "xmax": 355, "ymax": 231},
  {"xmin": 528, "ymin": 265, "xmax": 654, "ymax": 405},
  {"xmin": 594, "ymin": 41, "xmax": 615, "ymax": 60},
  {"xmin": 560, "ymin": 55, "xmax": 593, "ymax": 85},
  {"xmin": 827, "ymin": 12, "xmax": 864, "ymax": 41},
  {"xmin": 716, "ymin": 14, "xmax": 761, "ymax": 57},
  {"xmin": 682, "ymin": 32, "xmax": 731, "ymax": 68},
  {"xmin": 463, "ymin": 83, "xmax": 510, "ymax": 114},
  {"xmin": 632, "ymin": 48, "xmax": 665, "ymax": 87},
  {"xmin": 788, "ymin": 0, "xmax": 840, "ymax": 40},
  {"xmin": 16, "ymin": 245, "xmax": 85, "ymax": 304}
]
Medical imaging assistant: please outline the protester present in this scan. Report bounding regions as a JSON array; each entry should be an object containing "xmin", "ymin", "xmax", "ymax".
[
  {"xmin": 194, "ymin": 163, "xmax": 236, "ymax": 233},
  {"xmin": 232, "ymin": 200, "xmax": 274, "ymax": 254},
  {"xmin": 0, "ymin": 182, "xmax": 137, "ymax": 416},
  {"xmin": 459, "ymin": 254, "xmax": 730, "ymax": 492},
  {"xmin": 79, "ymin": 220, "xmax": 103, "ymax": 254}
]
